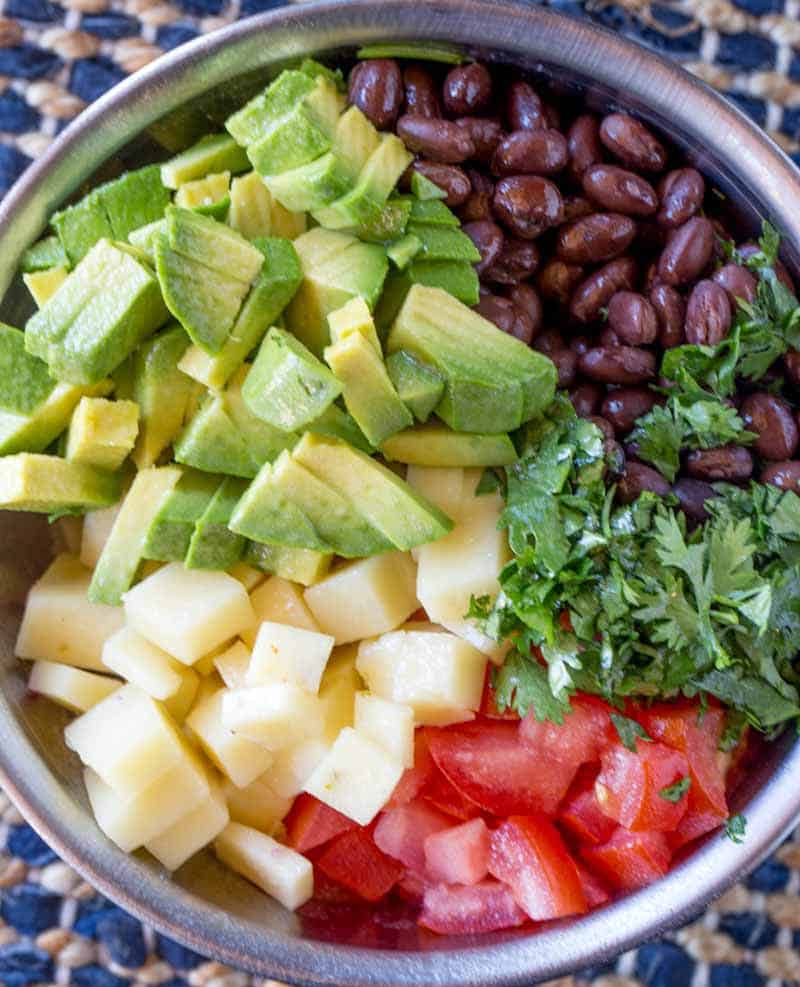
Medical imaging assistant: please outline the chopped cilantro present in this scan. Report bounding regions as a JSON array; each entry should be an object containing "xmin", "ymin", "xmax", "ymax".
[
  {"xmin": 611, "ymin": 713, "xmax": 653, "ymax": 752},
  {"xmin": 725, "ymin": 813, "xmax": 747, "ymax": 844},
  {"xmin": 659, "ymin": 776, "xmax": 691, "ymax": 802}
]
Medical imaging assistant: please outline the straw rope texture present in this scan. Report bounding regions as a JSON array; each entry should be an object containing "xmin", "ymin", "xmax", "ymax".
[{"xmin": 2, "ymin": 0, "xmax": 800, "ymax": 984}]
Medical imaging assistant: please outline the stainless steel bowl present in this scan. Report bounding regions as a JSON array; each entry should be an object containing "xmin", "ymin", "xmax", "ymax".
[{"xmin": 1, "ymin": 2, "xmax": 800, "ymax": 983}]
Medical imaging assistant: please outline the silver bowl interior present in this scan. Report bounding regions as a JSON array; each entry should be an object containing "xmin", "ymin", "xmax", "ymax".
[{"xmin": 1, "ymin": 2, "xmax": 800, "ymax": 984}]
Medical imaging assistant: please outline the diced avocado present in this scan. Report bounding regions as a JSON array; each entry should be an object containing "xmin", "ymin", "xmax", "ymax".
[
  {"xmin": 65, "ymin": 397, "xmax": 139, "ymax": 471},
  {"xmin": 0, "ymin": 453, "xmax": 121, "ymax": 513},
  {"xmin": 385, "ymin": 349, "xmax": 444, "ymax": 422},
  {"xmin": 175, "ymin": 171, "xmax": 230, "ymax": 210},
  {"xmin": 51, "ymin": 190, "xmax": 115, "ymax": 267},
  {"xmin": 228, "ymin": 171, "xmax": 307, "ymax": 241},
  {"xmin": 327, "ymin": 297, "xmax": 381, "ymax": 354},
  {"xmin": 409, "ymin": 225, "xmax": 481, "ymax": 263},
  {"xmin": 359, "ymin": 197, "xmax": 412, "ymax": 244},
  {"xmin": 355, "ymin": 43, "xmax": 464, "ymax": 64},
  {"xmin": 243, "ymin": 327, "xmax": 342, "ymax": 432},
  {"xmin": 165, "ymin": 207, "xmax": 263, "ymax": 281},
  {"xmin": 324, "ymin": 332, "xmax": 412, "ymax": 447},
  {"xmin": 233, "ymin": 449, "xmax": 393, "ymax": 558},
  {"xmin": 131, "ymin": 324, "xmax": 193, "ymax": 469},
  {"xmin": 177, "ymin": 236, "xmax": 302, "ymax": 390},
  {"xmin": 226, "ymin": 71, "xmax": 316, "ymax": 146},
  {"xmin": 193, "ymin": 195, "xmax": 230, "ymax": 221},
  {"xmin": 21, "ymin": 236, "xmax": 69, "ymax": 273},
  {"xmin": 409, "ymin": 199, "xmax": 460, "ymax": 226},
  {"xmin": 161, "ymin": 133, "xmax": 250, "ymax": 189},
  {"xmin": 185, "ymin": 476, "xmax": 247, "ymax": 570},
  {"xmin": 374, "ymin": 260, "xmax": 480, "ymax": 327},
  {"xmin": 411, "ymin": 171, "xmax": 447, "ymax": 201},
  {"xmin": 0, "ymin": 323, "xmax": 56, "ymax": 414},
  {"xmin": 293, "ymin": 433, "xmax": 453, "ymax": 550},
  {"xmin": 387, "ymin": 234, "xmax": 421, "ymax": 270},
  {"xmin": 387, "ymin": 285, "xmax": 558, "ymax": 432},
  {"xmin": 23, "ymin": 267, "xmax": 68, "ymax": 308},
  {"xmin": 264, "ymin": 151, "xmax": 351, "ymax": 213},
  {"xmin": 247, "ymin": 104, "xmax": 333, "ymax": 176},
  {"xmin": 143, "ymin": 469, "xmax": 221, "ymax": 562},
  {"xmin": 88, "ymin": 466, "xmax": 182, "ymax": 605},
  {"xmin": 245, "ymin": 541, "xmax": 332, "ymax": 586},
  {"xmin": 382, "ymin": 422, "xmax": 518, "ymax": 467},
  {"xmin": 0, "ymin": 379, "xmax": 111, "ymax": 457},
  {"xmin": 306, "ymin": 403, "xmax": 373, "ymax": 453},
  {"xmin": 299, "ymin": 58, "xmax": 345, "ymax": 91},
  {"xmin": 331, "ymin": 106, "xmax": 380, "ymax": 180},
  {"xmin": 98, "ymin": 165, "xmax": 171, "ymax": 243},
  {"xmin": 128, "ymin": 219, "xmax": 166, "ymax": 261},
  {"xmin": 285, "ymin": 229, "xmax": 388, "ymax": 355}
]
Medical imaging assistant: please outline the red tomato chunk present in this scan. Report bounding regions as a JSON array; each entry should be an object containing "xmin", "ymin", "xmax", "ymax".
[
  {"xmin": 559, "ymin": 765, "xmax": 617, "ymax": 847},
  {"xmin": 373, "ymin": 800, "xmax": 451, "ymax": 873},
  {"xmin": 316, "ymin": 828, "xmax": 404, "ymax": 902},
  {"xmin": 596, "ymin": 741, "xmax": 690, "ymax": 832},
  {"xmin": 424, "ymin": 818, "xmax": 491, "ymax": 886},
  {"xmin": 419, "ymin": 880, "xmax": 527, "ymax": 935},
  {"xmin": 285, "ymin": 793, "xmax": 357, "ymax": 853},
  {"xmin": 580, "ymin": 828, "xmax": 671, "ymax": 891}
]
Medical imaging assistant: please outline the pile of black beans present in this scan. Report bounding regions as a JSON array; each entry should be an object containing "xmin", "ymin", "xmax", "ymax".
[{"xmin": 347, "ymin": 58, "xmax": 800, "ymax": 517}]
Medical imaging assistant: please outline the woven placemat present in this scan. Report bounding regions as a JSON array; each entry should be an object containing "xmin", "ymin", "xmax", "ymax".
[{"xmin": 2, "ymin": 1, "xmax": 800, "ymax": 984}]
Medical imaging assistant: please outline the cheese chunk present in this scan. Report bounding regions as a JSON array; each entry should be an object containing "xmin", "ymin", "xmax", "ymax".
[
  {"xmin": 221, "ymin": 683, "xmax": 321, "ymax": 750},
  {"xmin": 28, "ymin": 661, "xmax": 119, "ymax": 713},
  {"xmin": 186, "ymin": 686, "xmax": 273, "ymax": 788},
  {"xmin": 247, "ymin": 622, "xmax": 334, "ymax": 694},
  {"xmin": 354, "ymin": 692, "xmax": 414, "ymax": 768},
  {"xmin": 242, "ymin": 576, "xmax": 319, "ymax": 648},
  {"xmin": 147, "ymin": 776, "xmax": 229, "ymax": 871},
  {"xmin": 215, "ymin": 822, "xmax": 313, "ymax": 911}
]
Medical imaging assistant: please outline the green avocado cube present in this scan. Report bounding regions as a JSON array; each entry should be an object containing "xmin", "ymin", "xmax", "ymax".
[
  {"xmin": 88, "ymin": 466, "xmax": 182, "ymax": 605},
  {"xmin": 51, "ymin": 190, "xmax": 115, "ymax": 267},
  {"xmin": 21, "ymin": 236, "xmax": 68, "ymax": 274},
  {"xmin": 292, "ymin": 433, "xmax": 453, "ymax": 551},
  {"xmin": 165, "ymin": 208, "xmax": 264, "ymax": 282},
  {"xmin": 382, "ymin": 422, "xmax": 518, "ymax": 467},
  {"xmin": 324, "ymin": 333, "xmax": 412, "ymax": 447},
  {"xmin": 177, "ymin": 236, "xmax": 302, "ymax": 390},
  {"xmin": 174, "ymin": 171, "xmax": 230, "ymax": 211},
  {"xmin": 0, "ymin": 324, "xmax": 56, "ymax": 414},
  {"xmin": 243, "ymin": 328, "xmax": 342, "ymax": 432},
  {"xmin": 299, "ymin": 58, "xmax": 345, "ymax": 90},
  {"xmin": 411, "ymin": 171, "xmax": 447, "ymax": 201},
  {"xmin": 0, "ymin": 453, "xmax": 120, "ymax": 513},
  {"xmin": 99, "ymin": 165, "xmax": 170, "ymax": 243},
  {"xmin": 327, "ymin": 296, "xmax": 381, "ymax": 354},
  {"xmin": 408, "ymin": 224, "xmax": 481, "ymax": 263},
  {"xmin": 358, "ymin": 198, "xmax": 413, "ymax": 244},
  {"xmin": 306, "ymin": 403, "xmax": 372, "ymax": 453},
  {"xmin": 0, "ymin": 380, "xmax": 108, "ymax": 457},
  {"xmin": 131, "ymin": 324, "xmax": 193, "ymax": 469},
  {"xmin": 245, "ymin": 541, "xmax": 332, "ymax": 586},
  {"xmin": 185, "ymin": 475, "xmax": 247, "ymax": 570},
  {"xmin": 374, "ymin": 261, "xmax": 480, "ymax": 328},
  {"xmin": 143, "ymin": 469, "xmax": 221, "ymax": 562},
  {"xmin": 226, "ymin": 71, "xmax": 316, "ymax": 146},
  {"xmin": 331, "ymin": 105, "xmax": 380, "ymax": 180},
  {"xmin": 128, "ymin": 219, "xmax": 166, "ymax": 261},
  {"xmin": 65, "ymin": 397, "xmax": 139, "ymax": 471},
  {"xmin": 265, "ymin": 152, "xmax": 352, "ymax": 213},
  {"xmin": 247, "ymin": 105, "xmax": 333, "ymax": 176},
  {"xmin": 408, "ymin": 198, "xmax": 461, "ymax": 226},
  {"xmin": 387, "ymin": 234, "xmax": 422, "ymax": 270},
  {"xmin": 385, "ymin": 349, "xmax": 444, "ymax": 422},
  {"xmin": 161, "ymin": 133, "xmax": 250, "ymax": 189}
]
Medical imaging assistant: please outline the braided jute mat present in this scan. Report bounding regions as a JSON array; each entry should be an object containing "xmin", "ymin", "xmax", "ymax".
[{"xmin": 2, "ymin": 1, "xmax": 800, "ymax": 984}]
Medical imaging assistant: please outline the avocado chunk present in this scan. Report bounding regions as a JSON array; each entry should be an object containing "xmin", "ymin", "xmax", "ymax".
[
  {"xmin": 329, "ymin": 105, "xmax": 380, "ymax": 180},
  {"xmin": 410, "ymin": 171, "xmax": 448, "ymax": 201},
  {"xmin": 359, "ymin": 198, "xmax": 413, "ymax": 244},
  {"xmin": 264, "ymin": 151, "xmax": 352, "ymax": 213},
  {"xmin": 409, "ymin": 199, "xmax": 461, "ymax": 226},
  {"xmin": 88, "ymin": 466, "xmax": 182, "ymax": 605},
  {"xmin": 324, "ymin": 332, "xmax": 412, "ymax": 447},
  {"xmin": 385, "ymin": 350, "xmax": 444, "ymax": 422},
  {"xmin": 0, "ymin": 324, "xmax": 56, "ymax": 414},
  {"xmin": 245, "ymin": 541, "xmax": 332, "ymax": 586},
  {"xmin": 65, "ymin": 397, "xmax": 139, "ymax": 471},
  {"xmin": 51, "ymin": 190, "xmax": 114, "ymax": 268},
  {"xmin": 0, "ymin": 453, "xmax": 121, "ymax": 513},
  {"xmin": 228, "ymin": 171, "xmax": 306, "ymax": 241},
  {"xmin": 387, "ymin": 285, "xmax": 557, "ymax": 432},
  {"xmin": 292, "ymin": 433, "xmax": 453, "ymax": 551},
  {"xmin": 226, "ymin": 71, "xmax": 316, "ymax": 145},
  {"xmin": 178, "ymin": 237, "xmax": 302, "ymax": 390},
  {"xmin": 244, "ymin": 327, "xmax": 342, "ymax": 432},
  {"xmin": 410, "ymin": 225, "xmax": 481, "ymax": 263},
  {"xmin": 387, "ymin": 234, "xmax": 421, "ymax": 270},
  {"xmin": 131, "ymin": 324, "xmax": 193, "ymax": 469},
  {"xmin": 175, "ymin": 171, "xmax": 230, "ymax": 213},
  {"xmin": 284, "ymin": 229, "xmax": 388, "ymax": 355},
  {"xmin": 161, "ymin": 133, "xmax": 250, "ymax": 189},
  {"xmin": 231, "ymin": 449, "xmax": 393, "ymax": 558},
  {"xmin": 382, "ymin": 422, "xmax": 518, "ymax": 466},
  {"xmin": 143, "ymin": 469, "xmax": 221, "ymax": 562},
  {"xmin": 23, "ymin": 267, "xmax": 69, "ymax": 308},
  {"xmin": 26, "ymin": 239, "xmax": 169, "ymax": 385},
  {"xmin": 166, "ymin": 207, "xmax": 263, "ymax": 281},
  {"xmin": 327, "ymin": 297, "xmax": 381, "ymax": 354},
  {"xmin": 185, "ymin": 476, "xmax": 248, "ymax": 570},
  {"xmin": 21, "ymin": 236, "xmax": 68, "ymax": 273},
  {"xmin": 247, "ymin": 103, "xmax": 334, "ymax": 176},
  {"xmin": 375, "ymin": 260, "xmax": 480, "ymax": 327},
  {"xmin": 306, "ymin": 403, "xmax": 372, "ymax": 453},
  {"xmin": 127, "ymin": 219, "xmax": 166, "ymax": 261},
  {"xmin": 0, "ymin": 379, "xmax": 111, "ymax": 458}
]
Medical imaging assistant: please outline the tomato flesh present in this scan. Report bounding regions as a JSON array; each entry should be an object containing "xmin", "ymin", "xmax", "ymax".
[
  {"xmin": 284, "ymin": 793, "xmax": 357, "ymax": 853},
  {"xmin": 315, "ymin": 828, "xmax": 404, "ymax": 902},
  {"xmin": 580, "ymin": 828, "xmax": 671, "ymax": 891},
  {"xmin": 559, "ymin": 766, "xmax": 617, "ymax": 847},
  {"xmin": 419, "ymin": 880, "xmax": 528, "ymax": 935},
  {"xmin": 519, "ymin": 695, "xmax": 612, "ymax": 770},
  {"xmin": 421, "ymin": 769, "xmax": 482, "ymax": 820},
  {"xmin": 596, "ymin": 741, "xmax": 689, "ymax": 832},
  {"xmin": 424, "ymin": 818, "xmax": 490, "ymax": 886},
  {"xmin": 373, "ymin": 800, "xmax": 451, "ymax": 873}
]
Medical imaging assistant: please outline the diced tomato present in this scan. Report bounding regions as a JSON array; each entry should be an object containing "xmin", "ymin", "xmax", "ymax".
[
  {"xmin": 580, "ymin": 828, "xmax": 671, "ymax": 891},
  {"xmin": 419, "ymin": 880, "xmax": 528, "ymax": 935},
  {"xmin": 428, "ymin": 720, "xmax": 575, "ymax": 816},
  {"xmin": 480, "ymin": 668, "xmax": 520, "ymax": 720},
  {"xmin": 596, "ymin": 741, "xmax": 689, "ymax": 832},
  {"xmin": 424, "ymin": 818, "xmax": 490, "ymax": 886},
  {"xmin": 315, "ymin": 828, "xmax": 404, "ymax": 902},
  {"xmin": 311, "ymin": 868, "xmax": 362, "ymax": 905},
  {"xmin": 395, "ymin": 870, "xmax": 429, "ymax": 905},
  {"xmin": 373, "ymin": 800, "xmax": 451, "ymax": 873},
  {"xmin": 559, "ymin": 610, "xmax": 574, "ymax": 632},
  {"xmin": 519, "ymin": 695, "xmax": 613, "ymax": 771},
  {"xmin": 488, "ymin": 815, "xmax": 587, "ymax": 921},
  {"xmin": 284, "ymin": 793, "xmax": 357, "ymax": 853},
  {"xmin": 576, "ymin": 863, "xmax": 610, "ymax": 909},
  {"xmin": 387, "ymin": 730, "xmax": 436, "ymax": 808},
  {"xmin": 558, "ymin": 766, "xmax": 617, "ymax": 847},
  {"xmin": 668, "ymin": 810, "xmax": 727, "ymax": 850},
  {"xmin": 422, "ymin": 769, "xmax": 482, "ymax": 820}
]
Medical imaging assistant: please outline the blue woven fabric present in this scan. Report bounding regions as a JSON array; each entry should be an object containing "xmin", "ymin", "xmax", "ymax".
[{"xmin": 2, "ymin": 1, "xmax": 800, "ymax": 985}]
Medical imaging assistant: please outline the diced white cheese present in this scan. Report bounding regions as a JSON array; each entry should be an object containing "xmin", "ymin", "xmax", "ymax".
[
  {"xmin": 247, "ymin": 622, "xmax": 334, "ymax": 694},
  {"xmin": 28, "ymin": 660, "xmax": 119, "ymax": 714},
  {"xmin": 221, "ymin": 683, "xmax": 322, "ymax": 750},
  {"xmin": 223, "ymin": 772, "xmax": 292, "ymax": 832},
  {"xmin": 102, "ymin": 626, "xmax": 185, "ymax": 701},
  {"xmin": 215, "ymin": 821, "xmax": 313, "ymax": 911},
  {"xmin": 242, "ymin": 576, "xmax": 319, "ymax": 648},
  {"xmin": 354, "ymin": 692, "xmax": 414, "ymax": 768},
  {"xmin": 146, "ymin": 775, "xmax": 229, "ymax": 871},
  {"xmin": 213, "ymin": 640, "xmax": 251, "ymax": 689}
]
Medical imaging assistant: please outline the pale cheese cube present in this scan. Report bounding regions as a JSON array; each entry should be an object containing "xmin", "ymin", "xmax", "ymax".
[
  {"xmin": 123, "ymin": 563, "xmax": 255, "ymax": 665},
  {"xmin": 214, "ymin": 640, "xmax": 251, "ymax": 689},
  {"xmin": 221, "ymin": 684, "xmax": 322, "ymax": 750},
  {"xmin": 15, "ymin": 555, "xmax": 124, "ymax": 672},
  {"xmin": 65, "ymin": 684, "xmax": 185, "ymax": 795},
  {"xmin": 84, "ymin": 743, "xmax": 210, "ymax": 852},
  {"xmin": 147, "ymin": 776, "xmax": 229, "ymax": 871},
  {"xmin": 354, "ymin": 692, "xmax": 414, "ymax": 768},
  {"xmin": 406, "ymin": 465, "xmax": 465, "ymax": 519},
  {"xmin": 227, "ymin": 562, "xmax": 265, "ymax": 592},
  {"xmin": 163, "ymin": 666, "xmax": 200, "ymax": 723},
  {"xmin": 242, "ymin": 576, "xmax": 319, "ymax": 648},
  {"xmin": 223, "ymin": 773, "xmax": 292, "ymax": 832},
  {"xmin": 215, "ymin": 822, "xmax": 313, "ymax": 911},
  {"xmin": 304, "ymin": 552, "xmax": 418, "ymax": 645},
  {"xmin": 304, "ymin": 727, "xmax": 403, "ymax": 825},
  {"xmin": 356, "ymin": 629, "xmax": 486, "ymax": 726},
  {"xmin": 317, "ymin": 644, "xmax": 361, "ymax": 743},
  {"xmin": 28, "ymin": 661, "xmax": 119, "ymax": 714},
  {"xmin": 186, "ymin": 686, "xmax": 273, "ymax": 788},
  {"xmin": 267, "ymin": 738, "xmax": 330, "ymax": 799},
  {"xmin": 102, "ymin": 627, "xmax": 185, "ymax": 701},
  {"xmin": 247, "ymin": 622, "xmax": 334, "ymax": 694},
  {"xmin": 80, "ymin": 504, "xmax": 122, "ymax": 569}
]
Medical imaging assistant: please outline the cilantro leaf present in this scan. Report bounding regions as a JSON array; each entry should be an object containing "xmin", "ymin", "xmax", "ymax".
[
  {"xmin": 492, "ymin": 650, "xmax": 572, "ymax": 724},
  {"xmin": 610, "ymin": 713, "xmax": 653, "ymax": 752},
  {"xmin": 659, "ymin": 776, "xmax": 691, "ymax": 802},
  {"xmin": 724, "ymin": 813, "xmax": 747, "ymax": 844}
]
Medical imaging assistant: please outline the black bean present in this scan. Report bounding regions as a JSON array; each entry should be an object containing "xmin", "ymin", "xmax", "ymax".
[
  {"xmin": 761, "ymin": 461, "xmax": 800, "ymax": 491},
  {"xmin": 618, "ymin": 462, "xmax": 670, "ymax": 503},
  {"xmin": 507, "ymin": 81, "xmax": 545, "ymax": 131},
  {"xmin": 484, "ymin": 236, "xmax": 539, "ymax": 284},
  {"xmin": 412, "ymin": 161, "xmax": 471, "ymax": 207},
  {"xmin": 656, "ymin": 168, "xmax": 705, "ymax": 228},
  {"xmin": 599, "ymin": 113, "xmax": 667, "ymax": 172},
  {"xmin": 567, "ymin": 114, "xmax": 603, "ymax": 181},
  {"xmin": 397, "ymin": 114, "xmax": 476, "ymax": 163},
  {"xmin": 686, "ymin": 445, "xmax": 754, "ymax": 482},
  {"xmin": 685, "ymin": 280, "xmax": 732, "ymax": 345},
  {"xmin": 673, "ymin": 478, "xmax": 716, "ymax": 522},
  {"xmin": 475, "ymin": 293, "xmax": 535, "ymax": 344},
  {"xmin": 570, "ymin": 382, "xmax": 603, "ymax": 417},
  {"xmin": 601, "ymin": 387, "xmax": 659, "ymax": 434},
  {"xmin": 404, "ymin": 65, "xmax": 441, "ymax": 117},
  {"xmin": 657, "ymin": 217, "xmax": 715, "ymax": 286},
  {"xmin": 492, "ymin": 175, "xmax": 564, "ymax": 239},
  {"xmin": 538, "ymin": 259, "xmax": 584, "ymax": 304},
  {"xmin": 570, "ymin": 256, "xmax": 638, "ymax": 324},
  {"xmin": 712, "ymin": 263, "xmax": 757, "ymax": 305},
  {"xmin": 348, "ymin": 59, "xmax": 403, "ymax": 130},
  {"xmin": 582, "ymin": 165, "xmax": 658, "ymax": 217},
  {"xmin": 463, "ymin": 220, "xmax": 504, "ymax": 276},
  {"xmin": 578, "ymin": 346, "xmax": 657, "ymax": 384},
  {"xmin": 607, "ymin": 291, "xmax": 658, "ymax": 345},
  {"xmin": 650, "ymin": 283, "xmax": 686, "ymax": 348},
  {"xmin": 740, "ymin": 392, "xmax": 799, "ymax": 461},
  {"xmin": 443, "ymin": 62, "xmax": 492, "ymax": 116},
  {"xmin": 557, "ymin": 213, "xmax": 637, "ymax": 264},
  {"xmin": 491, "ymin": 129, "xmax": 568, "ymax": 176},
  {"xmin": 455, "ymin": 117, "xmax": 504, "ymax": 163}
]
